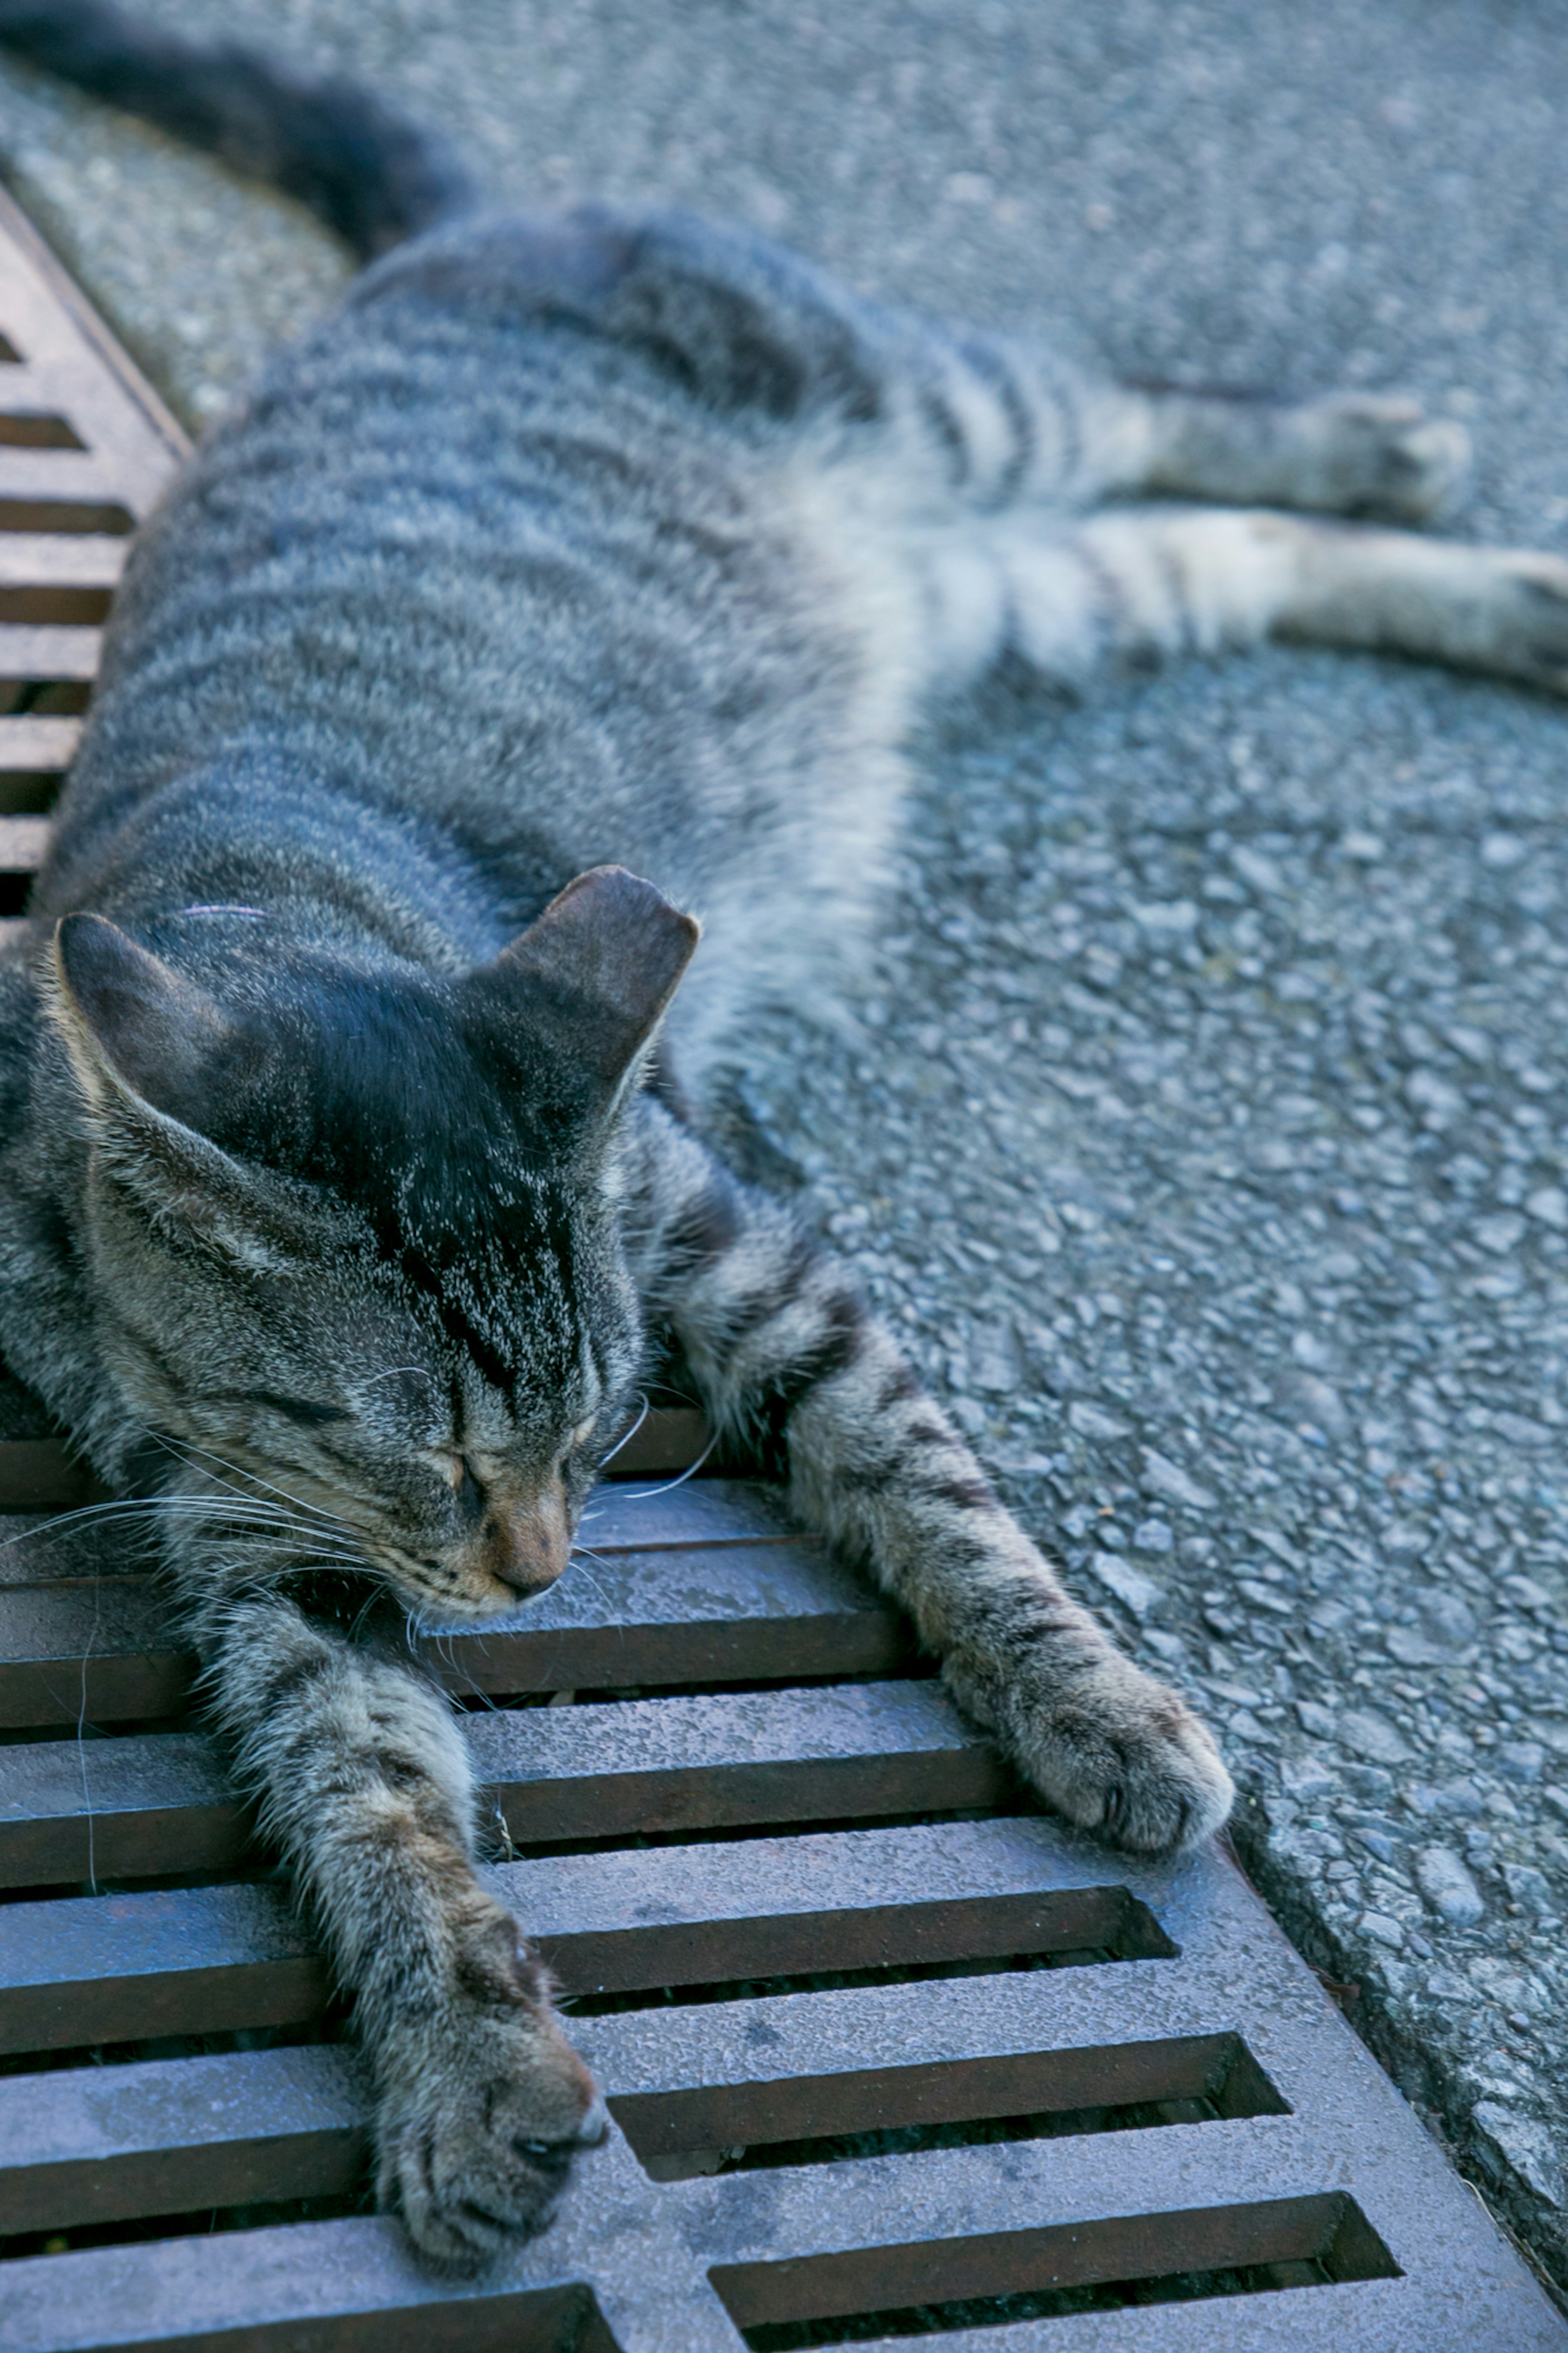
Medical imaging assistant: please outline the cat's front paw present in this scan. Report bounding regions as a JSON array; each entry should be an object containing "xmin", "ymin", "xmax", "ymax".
[
  {"xmin": 374, "ymin": 1901, "xmax": 604, "ymax": 2270},
  {"xmin": 992, "ymin": 1651, "xmax": 1234, "ymax": 1857}
]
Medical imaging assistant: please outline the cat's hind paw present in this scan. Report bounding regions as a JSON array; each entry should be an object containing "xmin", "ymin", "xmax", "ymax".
[
  {"xmin": 1294, "ymin": 395, "xmax": 1471, "ymax": 525},
  {"xmin": 998, "ymin": 1653, "xmax": 1234, "ymax": 1857},
  {"xmin": 1481, "ymin": 550, "xmax": 1568, "ymax": 696}
]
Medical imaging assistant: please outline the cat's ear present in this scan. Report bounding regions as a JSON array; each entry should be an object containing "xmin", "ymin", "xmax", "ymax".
[
  {"xmin": 48, "ymin": 914, "xmax": 301, "ymax": 1271},
  {"xmin": 50, "ymin": 912, "xmax": 233, "ymax": 1117},
  {"xmin": 473, "ymin": 866, "xmax": 700, "ymax": 1124}
]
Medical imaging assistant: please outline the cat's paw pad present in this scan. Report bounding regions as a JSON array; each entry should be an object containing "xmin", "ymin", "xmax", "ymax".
[
  {"xmin": 1307, "ymin": 395, "xmax": 1471, "ymax": 523},
  {"xmin": 376, "ymin": 1912, "xmax": 603, "ymax": 2270},
  {"xmin": 1006, "ymin": 1659, "xmax": 1234, "ymax": 1857}
]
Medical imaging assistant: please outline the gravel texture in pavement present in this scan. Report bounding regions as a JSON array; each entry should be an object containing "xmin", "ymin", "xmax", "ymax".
[{"xmin": 2, "ymin": 0, "xmax": 1566, "ymax": 2295}]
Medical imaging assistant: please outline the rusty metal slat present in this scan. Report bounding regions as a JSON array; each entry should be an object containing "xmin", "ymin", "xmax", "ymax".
[
  {"xmin": 511, "ymin": 1833, "xmax": 1156, "ymax": 1999},
  {"xmin": 0, "ymin": 1537, "xmax": 899, "ymax": 1732},
  {"xmin": 0, "ymin": 1681, "xmax": 997, "ymax": 1886},
  {"xmin": 0, "ymin": 810, "xmax": 49, "ymax": 871},
  {"xmin": 0, "ymin": 1881, "xmax": 1135, "ymax": 2052},
  {"xmin": 0, "ymin": 711, "xmax": 80, "ymax": 768},
  {"xmin": 540, "ymin": 1888, "xmax": 1138, "ymax": 2007},
  {"xmin": 706, "ymin": 2189, "xmax": 1380, "ymax": 2331},
  {"xmin": 572, "ymin": 1477, "xmax": 793, "ymax": 1550},
  {"xmin": 0, "ymin": 1880, "xmax": 324, "ymax": 2055},
  {"xmin": 0, "ymin": 620, "xmax": 101, "ymax": 678},
  {"xmin": 0, "ymin": 1820, "xmax": 1156, "ymax": 2053},
  {"xmin": 0, "ymin": 448, "xmax": 130, "ymax": 504},
  {"xmin": 0, "ymin": 1581, "xmax": 187, "ymax": 1728},
  {"xmin": 430, "ymin": 1575, "xmax": 905, "ymax": 1701},
  {"xmin": 0, "ymin": 2214, "xmax": 696, "ymax": 2353},
  {"xmin": 508, "ymin": 1813, "xmax": 1159, "ymax": 1956},
  {"xmin": 607, "ymin": 2033, "xmax": 1272, "ymax": 2171},
  {"xmin": 428, "ymin": 1536, "xmax": 898, "ymax": 1699},
  {"xmin": 478, "ymin": 1679, "xmax": 994, "ymax": 1844},
  {"xmin": 0, "ymin": 1996, "xmax": 1267, "ymax": 2240},
  {"xmin": 0, "ymin": 1730, "xmax": 245, "ymax": 1884},
  {"xmin": 584, "ymin": 1965, "xmax": 1237, "ymax": 2103},
  {"xmin": 0, "ymin": 2045, "xmax": 364, "ymax": 2235},
  {"xmin": 0, "ymin": 531, "xmax": 124, "ymax": 584}
]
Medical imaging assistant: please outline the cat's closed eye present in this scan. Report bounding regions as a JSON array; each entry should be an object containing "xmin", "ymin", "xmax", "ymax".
[
  {"xmin": 239, "ymin": 1389, "xmax": 353, "ymax": 1427},
  {"xmin": 453, "ymin": 1459, "xmax": 486, "ymax": 1524}
]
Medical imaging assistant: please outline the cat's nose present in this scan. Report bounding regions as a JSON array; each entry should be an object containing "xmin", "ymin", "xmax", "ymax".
[{"xmin": 483, "ymin": 1490, "xmax": 571, "ymax": 1595}]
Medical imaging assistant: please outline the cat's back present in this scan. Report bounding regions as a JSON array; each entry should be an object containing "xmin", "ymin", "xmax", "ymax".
[{"xmin": 47, "ymin": 206, "xmax": 862, "ymax": 929}]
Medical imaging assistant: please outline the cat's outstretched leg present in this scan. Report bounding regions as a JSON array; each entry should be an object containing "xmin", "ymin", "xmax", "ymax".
[
  {"xmin": 190, "ymin": 1583, "xmax": 602, "ymax": 2268},
  {"xmin": 628, "ymin": 1102, "xmax": 1233, "ymax": 1855},
  {"xmin": 856, "ymin": 312, "xmax": 1470, "ymax": 524},
  {"xmin": 929, "ymin": 503, "xmax": 1568, "ymax": 695},
  {"xmin": 1077, "ymin": 384, "xmax": 1471, "ymax": 524}
]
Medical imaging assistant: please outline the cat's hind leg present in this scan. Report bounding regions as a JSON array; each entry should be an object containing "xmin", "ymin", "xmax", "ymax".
[
  {"xmin": 867, "ymin": 318, "xmax": 1470, "ymax": 524},
  {"xmin": 1088, "ymin": 384, "xmax": 1472, "ymax": 524},
  {"xmin": 932, "ymin": 503, "xmax": 1568, "ymax": 696},
  {"xmin": 626, "ymin": 1100, "xmax": 1233, "ymax": 1856}
]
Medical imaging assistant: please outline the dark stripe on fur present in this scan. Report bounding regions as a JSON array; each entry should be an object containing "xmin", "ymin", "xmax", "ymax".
[
  {"xmin": 923, "ymin": 1472, "xmax": 997, "ymax": 1512},
  {"xmin": 918, "ymin": 385, "xmax": 971, "ymax": 488},
  {"xmin": 750, "ymin": 1291, "xmax": 864, "ymax": 1478},
  {"xmin": 960, "ymin": 335, "xmax": 1035, "ymax": 507},
  {"xmin": 666, "ymin": 1172, "xmax": 744, "ymax": 1273},
  {"xmin": 722, "ymin": 1231, "xmax": 822, "ymax": 1344}
]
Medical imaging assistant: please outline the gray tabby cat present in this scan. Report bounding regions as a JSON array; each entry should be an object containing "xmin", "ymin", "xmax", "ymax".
[{"xmin": 2, "ymin": 0, "xmax": 1566, "ymax": 2270}]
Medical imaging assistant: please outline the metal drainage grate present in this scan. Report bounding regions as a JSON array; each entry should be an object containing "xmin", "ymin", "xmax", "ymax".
[
  {"xmin": 0, "ymin": 183, "xmax": 185, "ymax": 964},
  {"xmin": 0, "ymin": 197, "xmax": 1565, "ymax": 2353}
]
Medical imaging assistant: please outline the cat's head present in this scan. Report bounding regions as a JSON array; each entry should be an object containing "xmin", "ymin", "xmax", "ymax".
[{"xmin": 46, "ymin": 868, "xmax": 699, "ymax": 1624}]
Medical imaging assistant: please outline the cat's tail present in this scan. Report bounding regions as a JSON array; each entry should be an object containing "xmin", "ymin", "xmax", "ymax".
[{"xmin": 0, "ymin": 0, "xmax": 482, "ymax": 261}]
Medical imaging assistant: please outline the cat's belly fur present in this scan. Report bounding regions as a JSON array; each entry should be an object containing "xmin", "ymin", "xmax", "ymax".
[{"xmin": 29, "ymin": 207, "xmax": 929, "ymax": 1080}]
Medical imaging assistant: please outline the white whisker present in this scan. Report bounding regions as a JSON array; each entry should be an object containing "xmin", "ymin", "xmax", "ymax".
[
  {"xmin": 608, "ymin": 1428, "xmax": 719, "ymax": 1501},
  {"xmin": 598, "ymin": 1393, "xmax": 650, "ymax": 1468},
  {"xmin": 0, "ymin": 1496, "xmax": 161, "ymax": 1551},
  {"xmin": 153, "ymin": 1433, "xmax": 362, "ymax": 1540}
]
